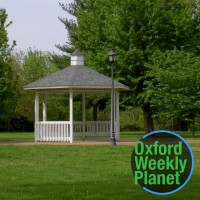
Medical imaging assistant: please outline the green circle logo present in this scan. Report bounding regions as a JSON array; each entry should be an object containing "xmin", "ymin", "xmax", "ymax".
[{"xmin": 131, "ymin": 130, "xmax": 194, "ymax": 195}]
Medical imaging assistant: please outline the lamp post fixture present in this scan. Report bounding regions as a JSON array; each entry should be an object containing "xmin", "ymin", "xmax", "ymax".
[{"xmin": 108, "ymin": 48, "xmax": 117, "ymax": 146}]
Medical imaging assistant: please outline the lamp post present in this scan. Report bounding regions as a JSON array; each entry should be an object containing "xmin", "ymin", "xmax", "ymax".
[{"xmin": 108, "ymin": 48, "xmax": 117, "ymax": 146}]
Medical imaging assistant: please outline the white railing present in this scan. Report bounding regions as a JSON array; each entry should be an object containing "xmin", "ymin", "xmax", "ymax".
[
  {"xmin": 73, "ymin": 121, "xmax": 111, "ymax": 140},
  {"xmin": 35, "ymin": 121, "xmax": 119, "ymax": 142},
  {"xmin": 74, "ymin": 121, "xmax": 110, "ymax": 134},
  {"xmin": 35, "ymin": 121, "xmax": 70, "ymax": 142}
]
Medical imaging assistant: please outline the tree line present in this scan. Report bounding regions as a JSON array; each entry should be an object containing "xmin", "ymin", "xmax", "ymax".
[
  {"xmin": 58, "ymin": 0, "xmax": 200, "ymax": 135},
  {"xmin": 1, "ymin": 0, "xmax": 200, "ymax": 135}
]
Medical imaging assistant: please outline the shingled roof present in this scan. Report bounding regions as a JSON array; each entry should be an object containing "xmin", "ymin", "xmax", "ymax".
[{"xmin": 23, "ymin": 65, "xmax": 129, "ymax": 91}]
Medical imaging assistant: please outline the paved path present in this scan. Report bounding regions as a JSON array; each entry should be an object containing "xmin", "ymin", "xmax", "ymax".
[{"xmin": 0, "ymin": 140, "xmax": 199, "ymax": 151}]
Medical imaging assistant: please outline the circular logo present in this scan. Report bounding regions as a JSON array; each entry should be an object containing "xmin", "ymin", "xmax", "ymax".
[{"xmin": 131, "ymin": 130, "xmax": 194, "ymax": 195}]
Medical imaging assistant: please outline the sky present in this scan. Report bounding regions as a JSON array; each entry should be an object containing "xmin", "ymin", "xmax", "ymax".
[{"xmin": 0, "ymin": 0, "xmax": 74, "ymax": 54}]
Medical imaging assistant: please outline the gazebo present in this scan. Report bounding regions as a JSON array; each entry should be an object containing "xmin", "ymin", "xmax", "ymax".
[{"xmin": 24, "ymin": 50, "xmax": 129, "ymax": 143}]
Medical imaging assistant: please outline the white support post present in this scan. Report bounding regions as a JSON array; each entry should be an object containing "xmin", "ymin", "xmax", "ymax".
[
  {"xmin": 43, "ymin": 93, "xmax": 47, "ymax": 121},
  {"xmin": 69, "ymin": 89, "xmax": 73, "ymax": 143},
  {"xmin": 82, "ymin": 93, "xmax": 86, "ymax": 134},
  {"xmin": 35, "ymin": 92, "xmax": 39, "ymax": 122},
  {"xmin": 115, "ymin": 91, "xmax": 120, "ymax": 140},
  {"xmin": 35, "ymin": 92, "xmax": 39, "ymax": 142}
]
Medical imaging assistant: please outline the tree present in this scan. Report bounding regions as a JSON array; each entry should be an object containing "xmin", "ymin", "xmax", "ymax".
[
  {"xmin": 59, "ymin": 0, "xmax": 200, "ymax": 132},
  {"xmin": 113, "ymin": 0, "xmax": 200, "ymax": 132},
  {"xmin": 22, "ymin": 48, "xmax": 57, "ymax": 83},
  {"xmin": 0, "ymin": 9, "xmax": 16, "ymax": 127},
  {"xmin": 144, "ymin": 49, "xmax": 200, "ymax": 136},
  {"xmin": 50, "ymin": 53, "xmax": 70, "ymax": 69},
  {"xmin": 14, "ymin": 49, "xmax": 58, "ymax": 122}
]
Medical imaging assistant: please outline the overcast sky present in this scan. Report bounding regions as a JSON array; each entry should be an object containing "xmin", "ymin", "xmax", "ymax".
[{"xmin": 0, "ymin": 0, "xmax": 73, "ymax": 54}]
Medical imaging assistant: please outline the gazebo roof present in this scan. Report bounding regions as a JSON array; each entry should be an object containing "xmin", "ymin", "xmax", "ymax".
[{"xmin": 23, "ymin": 65, "xmax": 129, "ymax": 92}]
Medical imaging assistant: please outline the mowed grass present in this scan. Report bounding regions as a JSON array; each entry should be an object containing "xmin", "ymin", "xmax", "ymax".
[
  {"xmin": 0, "ymin": 132, "xmax": 34, "ymax": 142},
  {"xmin": 0, "ymin": 145, "xmax": 199, "ymax": 200},
  {"xmin": 120, "ymin": 131, "xmax": 200, "ymax": 140},
  {"xmin": 0, "ymin": 130, "xmax": 199, "ymax": 143},
  {"xmin": 189, "ymin": 143, "xmax": 200, "ymax": 147}
]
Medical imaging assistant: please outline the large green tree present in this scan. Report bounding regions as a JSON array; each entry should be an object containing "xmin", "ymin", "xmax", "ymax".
[
  {"xmin": 144, "ymin": 49, "xmax": 200, "ymax": 136},
  {"xmin": 0, "ymin": 9, "xmax": 16, "ymax": 126},
  {"xmin": 15, "ymin": 49, "xmax": 58, "ymax": 121},
  {"xmin": 59, "ymin": 0, "xmax": 200, "ymax": 132}
]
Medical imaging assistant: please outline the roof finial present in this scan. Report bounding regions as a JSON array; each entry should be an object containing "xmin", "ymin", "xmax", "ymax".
[{"xmin": 71, "ymin": 49, "xmax": 84, "ymax": 66}]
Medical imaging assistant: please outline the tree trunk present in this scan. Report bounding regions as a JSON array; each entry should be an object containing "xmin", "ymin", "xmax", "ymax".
[{"xmin": 142, "ymin": 103, "xmax": 154, "ymax": 133}]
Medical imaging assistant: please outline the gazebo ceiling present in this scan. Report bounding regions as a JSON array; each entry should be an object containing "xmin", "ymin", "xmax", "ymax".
[{"xmin": 24, "ymin": 65, "xmax": 129, "ymax": 92}]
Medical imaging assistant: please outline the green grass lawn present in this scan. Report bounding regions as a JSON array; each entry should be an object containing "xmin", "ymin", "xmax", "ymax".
[
  {"xmin": 0, "ymin": 130, "xmax": 199, "ymax": 143},
  {"xmin": 0, "ymin": 145, "xmax": 199, "ymax": 200},
  {"xmin": 120, "ymin": 131, "xmax": 200, "ymax": 140},
  {"xmin": 0, "ymin": 132, "xmax": 34, "ymax": 142},
  {"xmin": 189, "ymin": 143, "xmax": 200, "ymax": 147}
]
